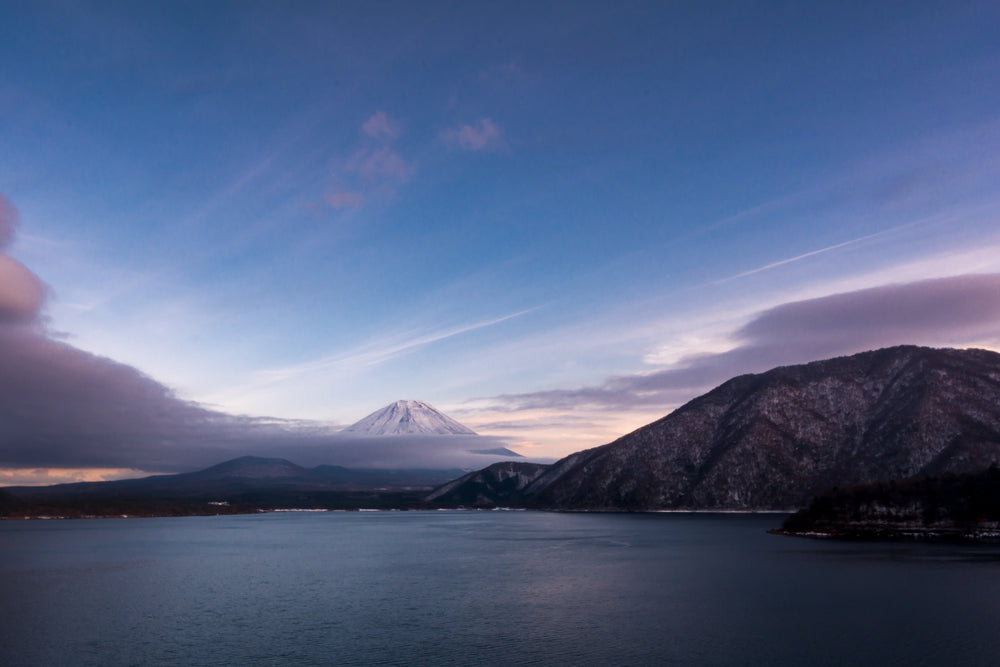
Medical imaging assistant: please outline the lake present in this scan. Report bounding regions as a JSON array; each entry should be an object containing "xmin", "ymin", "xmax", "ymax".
[{"xmin": 3, "ymin": 511, "xmax": 1000, "ymax": 665}]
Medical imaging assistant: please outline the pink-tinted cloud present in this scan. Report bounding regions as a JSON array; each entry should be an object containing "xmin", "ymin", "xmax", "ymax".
[
  {"xmin": 325, "ymin": 113, "xmax": 414, "ymax": 210},
  {"xmin": 0, "ymin": 323, "xmax": 519, "ymax": 472},
  {"xmin": 0, "ymin": 256, "xmax": 47, "ymax": 324},
  {"xmin": 361, "ymin": 110, "xmax": 400, "ymax": 141},
  {"xmin": 0, "ymin": 195, "xmax": 296, "ymax": 472},
  {"xmin": 737, "ymin": 273, "xmax": 1000, "ymax": 346},
  {"xmin": 0, "ymin": 325, "xmax": 229, "ymax": 470},
  {"xmin": 487, "ymin": 273, "xmax": 1000, "ymax": 412},
  {"xmin": 325, "ymin": 190, "xmax": 364, "ymax": 209},
  {"xmin": 0, "ymin": 195, "xmax": 47, "ymax": 324},
  {"xmin": 440, "ymin": 118, "xmax": 504, "ymax": 152},
  {"xmin": 0, "ymin": 194, "xmax": 519, "ymax": 474},
  {"xmin": 0, "ymin": 193, "xmax": 18, "ymax": 248},
  {"xmin": 346, "ymin": 146, "xmax": 414, "ymax": 183}
]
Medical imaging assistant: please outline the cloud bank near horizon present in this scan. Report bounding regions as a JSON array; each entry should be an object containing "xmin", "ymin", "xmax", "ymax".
[
  {"xmin": 485, "ymin": 273, "xmax": 1000, "ymax": 413},
  {"xmin": 3, "ymin": 183, "xmax": 998, "ymax": 475},
  {"xmin": 0, "ymin": 193, "xmax": 517, "ymax": 475},
  {"xmin": 0, "ymin": 325, "xmax": 520, "ymax": 473},
  {"xmin": 4, "ymin": 269, "xmax": 999, "ymax": 475},
  {"xmin": 0, "ymin": 318, "xmax": 522, "ymax": 473}
]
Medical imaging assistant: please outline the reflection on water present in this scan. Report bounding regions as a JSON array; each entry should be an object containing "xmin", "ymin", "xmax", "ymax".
[{"xmin": 3, "ymin": 512, "xmax": 1000, "ymax": 666}]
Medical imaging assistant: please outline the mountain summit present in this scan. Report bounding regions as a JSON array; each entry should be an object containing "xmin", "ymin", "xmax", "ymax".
[{"xmin": 343, "ymin": 400, "xmax": 477, "ymax": 436}]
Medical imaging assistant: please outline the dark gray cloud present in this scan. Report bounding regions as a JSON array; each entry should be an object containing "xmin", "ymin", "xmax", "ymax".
[
  {"xmin": 0, "ymin": 194, "xmax": 231, "ymax": 472},
  {"xmin": 0, "ymin": 192, "xmax": 523, "ymax": 474},
  {"xmin": 0, "ymin": 325, "xmax": 521, "ymax": 472},
  {"xmin": 738, "ymin": 273, "xmax": 1000, "ymax": 346},
  {"xmin": 0, "ymin": 325, "xmax": 273, "ymax": 471},
  {"xmin": 0, "ymin": 325, "xmax": 527, "ymax": 472},
  {"xmin": 490, "ymin": 273, "xmax": 1000, "ymax": 413}
]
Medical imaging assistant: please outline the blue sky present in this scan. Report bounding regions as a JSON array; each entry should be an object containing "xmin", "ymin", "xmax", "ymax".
[{"xmin": 2, "ymin": 1, "xmax": 1000, "ymax": 481}]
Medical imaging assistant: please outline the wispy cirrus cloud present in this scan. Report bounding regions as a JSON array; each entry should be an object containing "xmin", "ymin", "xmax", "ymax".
[
  {"xmin": 713, "ymin": 221, "xmax": 921, "ymax": 284},
  {"xmin": 255, "ymin": 307, "xmax": 537, "ymax": 385},
  {"xmin": 440, "ymin": 117, "xmax": 504, "ymax": 152}
]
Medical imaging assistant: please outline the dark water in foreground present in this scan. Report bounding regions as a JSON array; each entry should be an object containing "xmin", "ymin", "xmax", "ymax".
[{"xmin": 3, "ymin": 512, "xmax": 1000, "ymax": 666}]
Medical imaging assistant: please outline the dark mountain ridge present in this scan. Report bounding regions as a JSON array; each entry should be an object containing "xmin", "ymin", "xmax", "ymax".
[
  {"xmin": 6, "ymin": 456, "xmax": 466, "ymax": 501},
  {"xmin": 431, "ymin": 346, "xmax": 1000, "ymax": 511},
  {"xmin": 426, "ymin": 461, "xmax": 550, "ymax": 507},
  {"xmin": 1, "ymin": 456, "xmax": 470, "ymax": 517},
  {"xmin": 9, "ymin": 346, "xmax": 1000, "ymax": 516}
]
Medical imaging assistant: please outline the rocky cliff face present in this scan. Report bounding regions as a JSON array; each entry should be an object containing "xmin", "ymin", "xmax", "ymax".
[{"xmin": 439, "ymin": 346, "xmax": 1000, "ymax": 511}]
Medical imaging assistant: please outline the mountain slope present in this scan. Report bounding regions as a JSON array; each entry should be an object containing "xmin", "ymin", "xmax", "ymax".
[
  {"xmin": 432, "ymin": 346, "xmax": 1000, "ymax": 511},
  {"xmin": 524, "ymin": 346, "xmax": 1000, "ymax": 510},
  {"xmin": 426, "ymin": 461, "xmax": 550, "ymax": 507},
  {"xmin": 343, "ymin": 400, "xmax": 477, "ymax": 436}
]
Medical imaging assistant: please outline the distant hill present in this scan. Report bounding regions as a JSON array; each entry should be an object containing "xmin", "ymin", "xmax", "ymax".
[
  {"xmin": 343, "ymin": 400, "xmax": 478, "ymax": 436},
  {"xmin": 7, "ymin": 456, "xmax": 469, "ymax": 499},
  {"xmin": 9, "ymin": 456, "xmax": 329, "ymax": 501},
  {"xmin": 426, "ymin": 462, "xmax": 550, "ymax": 507},
  {"xmin": 2, "ymin": 456, "xmax": 467, "ymax": 517},
  {"xmin": 430, "ymin": 346, "xmax": 1000, "ymax": 511}
]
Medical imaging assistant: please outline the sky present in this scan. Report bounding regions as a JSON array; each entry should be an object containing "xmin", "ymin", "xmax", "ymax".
[{"xmin": 2, "ymin": 1, "xmax": 1000, "ymax": 484}]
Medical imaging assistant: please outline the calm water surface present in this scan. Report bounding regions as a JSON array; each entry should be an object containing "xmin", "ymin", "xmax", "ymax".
[{"xmin": 3, "ymin": 511, "xmax": 1000, "ymax": 666}]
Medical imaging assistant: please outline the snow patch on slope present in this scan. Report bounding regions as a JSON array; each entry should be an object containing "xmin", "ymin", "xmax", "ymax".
[{"xmin": 343, "ymin": 400, "xmax": 478, "ymax": 436}]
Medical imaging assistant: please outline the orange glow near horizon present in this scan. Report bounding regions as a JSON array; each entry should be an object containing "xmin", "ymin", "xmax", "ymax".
[
  {"xmin": 460, "ymin": 406, "xmax": 674, "ymax": 460},
  {"xmin": 0, "ymin": 467, "xmax": 148, "ymax": 487}
]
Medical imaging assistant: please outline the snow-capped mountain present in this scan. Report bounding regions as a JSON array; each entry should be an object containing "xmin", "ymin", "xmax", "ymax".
[{"xmin": 343, "ymin": 400, "xmax": 478, "ymax": 436}]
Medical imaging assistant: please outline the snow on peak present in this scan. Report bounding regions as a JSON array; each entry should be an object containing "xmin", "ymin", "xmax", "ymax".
[{"xmin": 343, "ymin": 400, "xmax": 478, "ymax": 436}]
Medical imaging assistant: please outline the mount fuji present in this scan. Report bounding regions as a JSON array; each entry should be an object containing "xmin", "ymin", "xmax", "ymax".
[{"xmin": 343, "ymin": 400, "xmax": 478, "ymax": 436}]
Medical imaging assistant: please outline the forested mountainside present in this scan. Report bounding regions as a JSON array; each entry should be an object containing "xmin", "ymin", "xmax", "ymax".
[{"xmin": 432, "ymin": 347, "xmax": 1000, "ymax": 511}]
